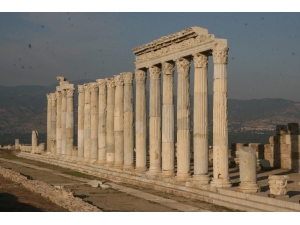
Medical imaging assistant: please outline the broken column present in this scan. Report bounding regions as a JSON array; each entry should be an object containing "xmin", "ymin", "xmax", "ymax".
[
  {"xmin": 31, "ymin": 130, "xmax": 38, "ymax": 153},
  {"xmin": 268, "ymin": 175, "xmax": 289, "ymax": 197},
  {"xmin": 236, "ymin": 147, "xmax": 260, "ymax": 193}
]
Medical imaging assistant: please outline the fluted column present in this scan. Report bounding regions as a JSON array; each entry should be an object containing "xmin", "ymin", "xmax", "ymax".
[
  {"xmin": 90, "ymin": 83, "xmax": 99, "ymax": 164},
  {"xmin": 46, "ymin": 93, "xmax": 52, "ymax": 153},
  {"xmin": 148, "ymin": 65, "xmax": 161, "ymax": 175},
  {"xmin": 83, "ymin": 83, "xmax": 91, "ymax": 163},
  {"xmin": 77, "ymin": 85, "xmax": 85, "ymax": 160},
  {"xmin": 176, "ymin": 58, "xmax": 191, "ymax": 180},
  {"xmin": 106, "ymin": 78, "xmax": 115, "ymax": 166},
  {"xmin": 135, "ymin": 69, "xmax": 147, "ymax": 172},
  {"xmin": 56, "ymin": 90, "xmax": 62, "ymax": 156},
  {"xmin": 193, "ymin": 53, "xmax": 210, "ymax": 184},
  {"xmin": 51, "ymin": 92, "xmax": 57, "ymax": 155},
  {"xmin": 123, "ymin": 72, "xmax": 134, "ymax": 170},
  {"xmin": 97, "ymin": 79, "xmax": 107, "ymax": 165},
  {"xmin": 161, "ymin": 61, "xmax": 175, "ymax": 177},
  {"xmin": 61, "ymin": 89, "xmax": 67, "ymax": 157},
  {"xmin": 66, "ymin": 88, "xmax": 75, "ymax": 160},
  {"xmin": 114, "ymin": 75, "xmax": 124, "ymax": 168},
  {"xmin": 211, "ymin": 48, "xmax": 231, "ymax": 188}
]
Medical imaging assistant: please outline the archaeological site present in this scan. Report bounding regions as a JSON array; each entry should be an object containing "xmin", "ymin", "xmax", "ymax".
[{"xmin": 1, "ymin": 26, "xmax": 300, "ymax": 212}]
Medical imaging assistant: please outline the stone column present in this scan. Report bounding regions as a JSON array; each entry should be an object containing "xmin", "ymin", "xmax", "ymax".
[
  {"xmin": 123, "ymin": 72, "xmax": 134, "ymax": 170},
  {"xmin": 193, "ymin": 53, "xmax": 210, "ymax": 184},
  {"xmin": 114, "ymin": 74, "xmax": 124, "ymax": 168},
  {"xmin": 61, "ymin": 89, "xmax": 67, "ymax": 157},
  {"xmin": 66, "ymin": 88, "xmax": 75, "ymax": 160},
  {"xmin": 83, "ymin": 83, "xmax": 91, "ymax": 163},
  {"xmin": 148, "ymin": 65, "xmax": 161, "ymax": 175},
  {"xmin": 46, "ymin": 93, "xmax": 52, "ymax": 153},
  {"xmin": 135, "ymin": 69, "xmax": 147, "ymax": 172},
  {"xmin": 77, "ymin": 85, "xmax": 85, "ymax": 161},
  {"xmin": 56, "ymin": 90, "xmax": 62, "ymax": 156},
  {"xmin": 90, "ymin": 82, "xmax": 99, "ymax": 164},
  {"xmin": 176, "ymin": 58, "xmax": 191, "ymax": 180},
  {"xmin": 236, "ymin": 147, "xmax": 260, "ymax": 193},
  {"xmin": 97, "ymin": 79, "xmax": 107, "ymax": 165},
  {"xmin": 161, "ymin": 62, "xmax": 175, "ymax": 177},
  {"xmin": 51, "ymin": 92, "xmax": 57, "ymax": 155},
  {"xmin": 106, "ymin": 78, "xmax": 115, "ymax": 166},
  {"xmin": 31, "ymin": 130, "xmax": 38, "ymax": 153},
  {"xmin": 211, "ymin": 48, "xmax": 231, "ymax": 188}
]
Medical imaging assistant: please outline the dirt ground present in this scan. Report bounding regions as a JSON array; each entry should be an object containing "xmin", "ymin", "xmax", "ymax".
[{"xmin": 0, "ymin": 149, "xmax": 240, "ymax": 212}]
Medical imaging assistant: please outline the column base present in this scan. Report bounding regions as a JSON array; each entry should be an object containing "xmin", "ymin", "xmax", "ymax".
[
  {"xmin": 88, "ymin": 159, "xmax": 97, "ymax": 165},
  {"xmin": 135, "ymin": 167, "xmax": 147, "ymax": 173},
  {"xmin": 76, "ymin": 157, "xmax": 84, "ymax": 162},
  {"xmin": 175, "ymin": 173, "xmax": 191, "ymax": 181},
  {"xmin": 210, "ymin": 178, "xmax": 232, "ymax": 188},
  {"xmin": 123, "ymin": 165, "xmax": 134, "ymax": 171},
  {"xmin": 146, "ymin": 169, "xmax": 161, "ymax": 178},
  {"xmin": 192, "ymin": 174, "xmax": 211, "ymax": 185},
  {"xmin": 236, "ymin": 183, "xmax": 260, "ymax": 193},
  {"xmin": 161, "ymin": 170, "xmax": 175, "ymax": 178},
  {"xmin": 105, "ymin": 161, "xmax": 114, "ymax": 167},
  {"xmin": 114, "ymin": 163, "xmax": 124, "ymax": 169},
  {"xmin": 96, "ymin": 160, "xmax": 106, "ymax": 166}
]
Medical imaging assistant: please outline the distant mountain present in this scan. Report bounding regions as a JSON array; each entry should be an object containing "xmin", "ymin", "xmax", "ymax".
[{"xmin": 0, "ymin": 82, "xmax": 299, "ymax": 145}]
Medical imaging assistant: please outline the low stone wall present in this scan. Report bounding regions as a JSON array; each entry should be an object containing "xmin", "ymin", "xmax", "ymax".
[{"xmin": 0, "ymin": 166, "xmax": 101, "ymax": 212}]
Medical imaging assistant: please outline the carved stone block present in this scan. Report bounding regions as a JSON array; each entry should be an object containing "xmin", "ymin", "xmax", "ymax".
[{"xmin": 268, "ymin": 175, "xmax": 289, "ymax": 196}]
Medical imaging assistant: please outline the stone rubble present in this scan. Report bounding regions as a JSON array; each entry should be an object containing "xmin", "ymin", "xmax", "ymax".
[{"xmin": 0, "ymin": 166, "xmax": 101, "ymax": 212}]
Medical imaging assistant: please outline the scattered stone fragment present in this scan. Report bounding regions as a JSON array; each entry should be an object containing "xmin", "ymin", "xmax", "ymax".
[
  {"xmin": 100, "ymin": 184, "xmax": 111, "ymax": 190},
  {"xmin": 87, "ymin": 180, "xmax": 103, "ymax": 188}
]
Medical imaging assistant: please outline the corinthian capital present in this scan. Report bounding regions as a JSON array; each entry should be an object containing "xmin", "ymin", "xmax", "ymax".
[
  {"xmin": 162, "ymin": 61, "xmax": 175, "ymax": 76},
  {"xmin": 176, "ymin": 58, "xmax": 191, "ymax": 76},
  {"xmin": 121, "ymin": 72, "xmax": 134, "ymax": 84},
  {"xmin": 114, "ymin": 74, "xmax": 124, "ymax": 86},
  {"xmin": 67, "ymin": 88, "xmax": 75, "ymax": 98},
  {"xmin": 78, "ymin": 85, "xmax": 84, "ymax": 93},
  {"xmin": 105, "ymin": 78, "xmax": 115, "ymax": 88},
  {"xmin": 51, "ymin": 92, "xmax": 57, "ymax": 101},
  {"xmin": 135, "ymin": 69, "xmax": 147, "ymax": 82},
  {"xmin": 212, "ymin": 48, "xmax": 229, "ymax": 64},
  {"xmin": 62, "ymin": 89, "xmax": 67, "ymax": 98},
  {"xmin": 193, "ymin": 53, "xmax": 208, "ymax": 68},
  {"xmin": 46, "ymin": 93, "xmax": 52, "ymax": 100},
  {"xmin": 96, "ymin": 79, "xmax": 106, "ymax": 88},
  {"xmin": 55, "ymin": 91, "xmax": 62, "ymax": 99},
  {"xmin": 84, "ymin": 83, "xmax": 91, "ymax": 92},
  {"xmin": 149, "ymin": 65, "xmax": 161, "ymax": 79},
  {"xmin": 90, "ymin": 82, "xmax": 99, "ymax": 92}
]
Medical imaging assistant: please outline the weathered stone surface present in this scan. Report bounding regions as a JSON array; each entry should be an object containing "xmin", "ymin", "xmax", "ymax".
[{"xmin": 268, "ymin": 175, "xmax": 289, "ymax": 196}]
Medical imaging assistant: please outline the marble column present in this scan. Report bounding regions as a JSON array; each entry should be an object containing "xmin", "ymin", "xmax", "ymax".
[
  {"xmin": 114, "ymin": 74, "xmax": 124, "ymax": 168},
  {"xmin": 83, "ymin": 83, "xmax": 91, "ymax": 163},
  {"xmin": 77, "ymin": 85, "xmax": 85, "ymax": 160},
  {"xmin": 66, "ymin": 88, "xmax": 75, "ymax": 160},
  {"xmin": 31, "ymin": 130, "xmax": 38, "ymax": 153},
  {"xmin": 61, "ymin": 89, "xmax": 67, "ymax": 157},
  {"xmin": 106, "ymin": 78, "xmax": 115, "ymax": 166},
  {"xmin": 176, "ymin": 58, "xmax": 191, "ymax": 180},
  {"xmin": 96, "ymin": 79, "xmax": 107, "ymax": 165},
  {"xmin": 46, "ymin": 93, "xmax": 52, "ymax": 153},
  {"xmin": 148, "ymin": 65, "xmax": 161, "ymax": 175},
  {"xmin": 51, "ymin": 92, "xmax": 57, "ymax": 155},
  {"xmin": 56, "ymin": 90, "xmax": 62, "ymax": 156},
  {"xmin": 135, "ymin": 69, "xmax": 147, "ymax": 172},
  {"xmin": 161, "ymin": 61, "xmax": 175, "ymax": 177},
  {"xmin": 123, "ymin": 72, "xmax": 134, "ymax": 170},
  {"xmin": 236, "ymin": 147, "xmax": 260, "ymax": 193},
  {"xmin": 193, "ymin": 53, "xmax": 210, "ymax": 184},
  {"xmin": 90, "ymin": 82, "xmax": 99, "ymax": 164},
  {"xmin": 211, "ymin": 48, "xmax": 231, "ymax": 188}
]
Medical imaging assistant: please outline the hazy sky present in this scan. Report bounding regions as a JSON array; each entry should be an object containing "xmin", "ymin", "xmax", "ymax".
[{"xmin": 1, "ymin": 12, "xmax": 300, "ymax": 101}]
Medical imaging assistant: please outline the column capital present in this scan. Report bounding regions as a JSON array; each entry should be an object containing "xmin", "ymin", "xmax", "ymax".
[
  {"xmin": 135, "ymin": 69, "xmax": 147, "ymax": 82},
  {"xmin": 162, "ymin": 61, "xmax": 175, "ymax": 76},
  {"xmin": 176, "ymin": 58, "xmax": 191, "ymax": 76},
  {"xmin": 212, "ymin": 48, "xmax": 229, "ymax": 64},
  {"xmin": 114, "ymin": 74, "xmax": 124, "ymax": 86},
  {"xmin": 66, "ymin": 88, "xmax": 75, "ymax": 98},
  {"xmin": 55, "ymin": 90, "xmax": 62, "ymax": 99},
  {"xmin": 84, "ymin": 83, "xmax": 91, "ymax": 92},
  {"xmin": 78, "ymin": 85, "xmax": 84, "ymax": 93},
  {"xmin": 90, "ymin": 82, "xmax": 99, "ymax": 92},
  {"xmin": 96, "ymin": 79, "xmax": 106, "ymax": 87},
  {"xmin": 51, "ymin": 92, "xmax": 57, "ymax": 101},
  {"xmin": 121, "ymin": 72, "xmax": 134, "ymax": 84},
  {"xmin": 193, "ymin": 53, "xmax": 208, "ymax": 68},
  {"xmin": 105, "ymin": 78, "xmax": 115, "ymax": 88},
  {"xmin": 62, "ymin": 89, "xmax": 67, "ymax": 97},
  {"xmin": 149, "ymin": 65, "xmax": 161, "ymax": 79},
  {"xmin": 46, "ymin": 93, "xmax": 52, "ymax": 100}
]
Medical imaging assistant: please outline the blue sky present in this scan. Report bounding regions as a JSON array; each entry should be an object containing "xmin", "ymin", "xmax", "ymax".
[{"xmin": 1, "ymin": 11, "xmax": 300, "ymax": 101}]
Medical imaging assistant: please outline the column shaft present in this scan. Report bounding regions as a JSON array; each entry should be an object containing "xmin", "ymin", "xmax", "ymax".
[
  {"xmin": 176, "ymin": 58, "xmax": 191, "ymax": 179},
  {"xmin": 46, "ymin": 94, "xmax": 52, "ymax": 153},
  {"xmin": 51, "ymin": 93, "xmax": 57, "ymax": 154},
  {"xmin": 162, "ymin": 62, "xmax": 175, "ymax": 177},
  {"xmin": 56, "ymin": 90, "xmax": 62, "ymax": 156},
  {"xmin": 97, "ymin": 79, "xmax": 107, "ymax": 164},
  {"xmin": 135, "ymin": 69, "xmax": 147, "ymax": 172},
  {"xmin": 83, "ymin": 84, "xmax": 91, "ymax": 162},
  {"xmin": 148, "ymin": 66, "xmax": 161, "ymax": 174},
  {"xmin": 61, "ymin": 90, "xmax": 67, "ymax": 156},
  {"xmin": 106, "ymin": 78, "xmax": 115, "ymax": 166},
  {"xmin": 123, "ymin": 73, "xmax": 134, "ymax": 170},
  {"xmin": 77, "ymin": 85, "xmax": 85, "ymax": 159},
  {"xmin": 66, "ymin": 88, "xmax": 74, "ymax": 158},
  {"xmin": 90, "ymin": 83, "xmax": 99, "ymax": 163}
]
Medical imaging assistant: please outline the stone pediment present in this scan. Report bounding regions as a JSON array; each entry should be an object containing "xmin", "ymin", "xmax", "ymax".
[{"xmin": 132, "ymin": 26, "xmax": 226, "ymax": 69}]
